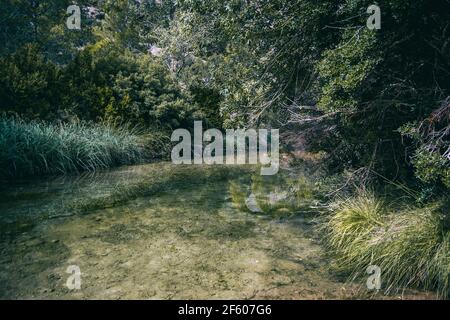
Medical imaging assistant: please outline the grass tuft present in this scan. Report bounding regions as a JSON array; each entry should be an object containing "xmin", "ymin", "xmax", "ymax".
[
  {"xmin": 325, "ymin": 191, "xmax": 449, "ymax": 298},
  {"xmin": 0, "ymin": 116, "xmax": 147, "ymax": 177}
]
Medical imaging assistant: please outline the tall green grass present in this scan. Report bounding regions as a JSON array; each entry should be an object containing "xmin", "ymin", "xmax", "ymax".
[
  {"xmin": 0, "ymin": 116, "xmax": 146, "ymax": 177},
  {"xmin": 325, "ymin": 192, "xmax": 449, "ymax": 298}
]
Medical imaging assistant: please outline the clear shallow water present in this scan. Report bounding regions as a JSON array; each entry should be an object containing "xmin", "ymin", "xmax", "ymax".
[{"xmin": 0, "ymin": 163, "xmax": 425, "ymax": 299}]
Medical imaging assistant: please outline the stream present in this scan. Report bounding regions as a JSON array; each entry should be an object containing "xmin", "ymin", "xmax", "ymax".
[{"xmin": 0, "ymin": 162, "xmax": 416, "ymax": 299}]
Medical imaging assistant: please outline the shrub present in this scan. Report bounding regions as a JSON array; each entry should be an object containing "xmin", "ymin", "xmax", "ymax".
[
  {"xmin": 0, "ymin": 45, "xmax": 62, "ymax": 120},
  {"xmin": 402, "ymin": 100, "xmax": 450, "ymax": 191}
]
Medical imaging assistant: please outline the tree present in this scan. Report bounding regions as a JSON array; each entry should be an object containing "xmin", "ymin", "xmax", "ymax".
[
  {"xmin": 165, "ymin": 0, "xmax": 450, "ymax": 188},
  {"xmin": 0, "ymin": 44, "xmax": 62, "ymax": 119}
]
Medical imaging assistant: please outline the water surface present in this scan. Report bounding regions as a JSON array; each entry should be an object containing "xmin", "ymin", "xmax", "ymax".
[{"xmin": 0, "ymin": 163, "xmax": 394, "ymax": 299}]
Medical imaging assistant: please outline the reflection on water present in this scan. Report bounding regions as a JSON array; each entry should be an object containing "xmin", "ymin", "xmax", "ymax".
[{"xmin": 0, "ymin": 163, "xmax": 361, "ymax": 299}]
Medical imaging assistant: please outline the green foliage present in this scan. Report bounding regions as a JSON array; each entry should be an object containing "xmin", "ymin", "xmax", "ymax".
[
  {"xmin": 0, "ymin": 0, "xmax": 99, "ymax": 62},
  {"xmin": 400, "ymin": 102, "xmax": 450, "ymax": 191},
  {"xmin": 413, "ymin": 148, "xmax": 450, "ymax": 188},
  {"xmin": 313, "ymin": 0, "xmax": 450, "ymax": 180},
  {"xmin": 0, "ymin": 0, "xmax": 448, "ymax": 298},
  {"xmin": 317, "ymin": 30, "xmax": 380, "ymax": 113},
  {"xmin": 0, "ymin": 0, "xmax": 206, "ymax": 131},
  {"xmin": 0, "ymin": 0, "xmax": 65, "ymax": 55},
  {"xmin": 100, "ymin": 49, "xmax": 200, "ymax": 129},
  {"xmin": 95, "ymin": 0, "xmax": 175, "ymax": 51},
  {"xmin": 167, "ymin": 0, "xmax": 450, "ymax": 188},
  {"xmin": 326, "ymin": 192, "xmax": 449, "ymax": 298},
  {"xmin": 60, "ymin": 44, "xmax": 114, "ymax": 121},
  {"xmin": 0, "ymin": 45, "xmax": 62, "ymax": 120},
  {"xmin": 0, "ymin": 116, "xmax": 145, "ymax": 177},
  {"xmin": 0, "ymin": 42, "xmax": 203, "ymax": 130}
]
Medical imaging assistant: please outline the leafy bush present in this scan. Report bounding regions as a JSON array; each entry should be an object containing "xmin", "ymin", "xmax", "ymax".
[
  {"xmin": 400, "ymin": 101, "xmax": 450, "ymax": 191},
  {"xmin": 0, "ymin": 45, "xmax": 62, "ymax": 120},
  {"xmin": 101, "ymin": 49, "xmax": 201, "ymax": 129},
  {"xmin": 0, "ymin": 42, "xmax": 209, "ymax": 130}
]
